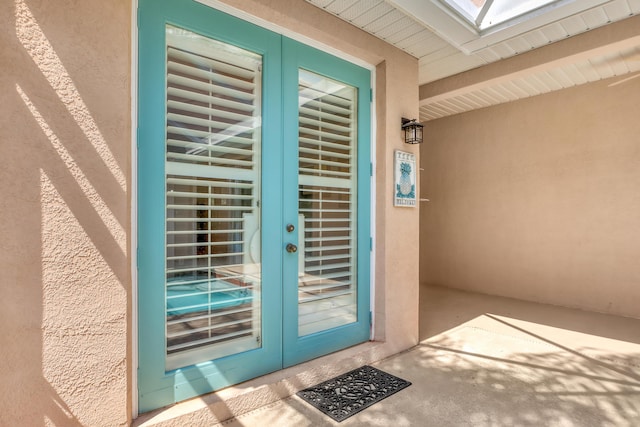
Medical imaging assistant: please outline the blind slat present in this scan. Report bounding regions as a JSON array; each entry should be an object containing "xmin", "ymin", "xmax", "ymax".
[
  {"xmin": 167, "ymin": 162, "xmax": 255, "ymax": 182},
  {"xmin": 304, "ymin": 262, "xmax": 352, "ymax": 273},
  {"xmin": 167, "ymin": 46, "xmax": 258, "ymax": 78},
  {"xmin": 299, "ymin": 88, "xmax": 354, "ymax": 109},
  {"xmin": 167, "ymin": 330, "xmax": 253, "ymax": 352},
  {"xmin": 299, "ymin": 271, "xmax": 352, "ymax": 283},
  {"xmin": 168, "ymin": 74, "xmax": 255, "ymax": 103},
  {"xmin": 304, "ymin": 244, "xmax": 351, "ymax": 252},
  {"xmin": 167, "ymin": 137, "xmax": 254, "ymax": 157},
  {"xmin": 299, "ymin": 136, "xmax": 352, "ymax": 152},
  {"xmin": 305, "ymin": 253, "xmax": 352, "ymax": 263},
  {"xmin": 299, "ymin": 147, "xmax": 352, "ymax": 160},
  {"xmin": 167, "ymin": 252, "xmax": 245, "ymax": 261},
  {"xmin": 299, "ymin": 289, "xmax": 354, "ymax": 304},
  {"xmin": 168, "ymin": 99, "xmax": 253, "ymax": 123},
  {"xmin": 304, "ymin": 235, "xmax": 351, "ymax": 243},
  {"xmin": 167, "ymin": 176, "xmax": 253, "ymax": 189},
  {"xmin": 298, "ymin": 156, "xmax": 352, "ymax": 170},
  {"xmin": 299, "ymin": 116, "xmax": 352, "ymax": 134},
  {"xmin": 167, "ymin": 241, "xmax": 243, "ymax": 248},
  {"xmin": 298, "ymin": 168, "xmax": 352, "ymax": 179},
  {"xmin": 166, "ymin": 190, "xmax": 253, "ymax": 200},
  {"xmin": 299, "ymin": 126, "xmax": 352, "ymax": 143},
  {"xmin": 299, "ymin": 105, "xmax": 351, "ymax": 124},
  {"xmin": 167, "ymin": 112, "xmax": 255, "ymax": 135},
  {"xmin": 167, "ymin": 218, "xmax": 244, "ymax": 223},
  {"xmin": 167, "ymin": 125, "xmax": 254, "ymax": 146},
  {"xmin": 168, "ymin": 87, "xmax": 254, "ymax": 114},
  {"xmin": 168, "ymin": 59, "xmax": 255, "ymax": 91},
  {"xmin": 167, "ymin": 317, "xmax": 252, "ymax": 339},
  {"xmin": 167, "ymin": 305, "xmax": 252, "ymax": 325},
  {"xmin": 167, "ymin": 205, "xmax": 254, "ymax": 212},
  {"xmin": 299, "ymin": 281, "xmax": 352, "ymax": 293},
  {"xmin": 167, "ymin": 229, "xmax": 246, "ymax": 235},
  {"xmin": 166, "ymin": 152, "xmax": 255, "ymax": 168}
]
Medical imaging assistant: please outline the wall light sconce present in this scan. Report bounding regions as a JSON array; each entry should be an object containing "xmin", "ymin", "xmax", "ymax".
[{"xmin": 401, "ymin": 118, "xmax": 423, "ymax": 144}]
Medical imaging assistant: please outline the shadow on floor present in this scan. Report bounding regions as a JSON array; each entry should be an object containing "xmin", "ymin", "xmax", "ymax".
[
  {"xmin": 420, "ymin": 285, "xmax": 640, "ymax": 345},
  {"xmin": 216, "ymin": 286, "xmax": 640, "ymax": 426}
]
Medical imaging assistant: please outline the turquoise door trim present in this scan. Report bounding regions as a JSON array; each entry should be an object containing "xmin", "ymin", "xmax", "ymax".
[
  {"xmin": 137, "ymin": 0, "xmax": 283, "ymax": 412},
  {"xmin": 138, "ymin": 0, "xmax": 371, "ymax": 413},
  {"xmin": 281, "ymin": 38, "xmax": 371, "ymax": 367}
]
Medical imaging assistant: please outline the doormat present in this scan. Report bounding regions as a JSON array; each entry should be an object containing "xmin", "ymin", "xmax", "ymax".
[{"xmin": 296, "ymin": 365, "xmax": 411, "ymax": 422}]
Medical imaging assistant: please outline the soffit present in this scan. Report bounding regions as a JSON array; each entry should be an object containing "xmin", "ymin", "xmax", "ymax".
[
  {"xmin": 420, "ymin": 44, "xmax": 640, "ymax": 120},
  {"xmin": 304, "ymin": 0, "xmax": 640, "ymax": 121}
]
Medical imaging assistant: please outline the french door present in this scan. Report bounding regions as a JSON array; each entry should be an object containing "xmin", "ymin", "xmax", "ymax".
[{"xmin": 137, "ymin": 0, "xmax": 370, "ymax": 412}]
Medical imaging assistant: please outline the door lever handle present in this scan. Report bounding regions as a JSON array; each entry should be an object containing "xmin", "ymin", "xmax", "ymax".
[{"xmin": 286, "ymin": 243, "xmax": 298, "ymax": 253}]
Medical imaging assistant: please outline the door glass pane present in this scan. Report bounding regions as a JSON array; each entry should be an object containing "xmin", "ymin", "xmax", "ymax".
[
  {"xmin": 297, "ymin": 69, "xmax": 358, "ymax": 337},
  {"xmin": 164, "ymin": 25, "xmax": 262, "ymax": 370}
]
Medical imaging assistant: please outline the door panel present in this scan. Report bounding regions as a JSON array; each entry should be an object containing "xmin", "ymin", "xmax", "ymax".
[{"xmin": 282, "ymin": 39, "xmax": 371, "ymax": 367}]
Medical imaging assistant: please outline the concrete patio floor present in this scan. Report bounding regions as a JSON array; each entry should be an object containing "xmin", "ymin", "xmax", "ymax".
[{"xmin": 213, "ymin": 286, "xmax": 640, "ymax": 426}]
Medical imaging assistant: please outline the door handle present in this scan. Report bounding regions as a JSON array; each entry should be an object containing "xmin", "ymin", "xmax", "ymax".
[{"xmin": 286, "ymin": 243, "xmax": 298, "ymax": 253}]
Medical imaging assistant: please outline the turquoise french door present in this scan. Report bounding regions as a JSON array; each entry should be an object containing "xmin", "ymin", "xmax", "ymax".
[{"xmin": 137, "ymin": 0, "xmax": 370, "ymax": 412}]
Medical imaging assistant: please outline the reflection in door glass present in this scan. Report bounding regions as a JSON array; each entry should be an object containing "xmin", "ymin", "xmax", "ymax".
[
  {"xmin": 297, "ymin": 70, "xmax": 358, "ymax": 336},
  {"xmin": 164, "ymin": 25, "xmax": 262, "ymax": 370}
]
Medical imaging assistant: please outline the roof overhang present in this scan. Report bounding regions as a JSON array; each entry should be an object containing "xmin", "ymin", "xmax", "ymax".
[
  {"xmin": 419, "ymin": 13, "xmax": 640, "ymax": 121},
  {"xmin": 389, "ymin": 0, "xmax": 613, "ymax": 54}
]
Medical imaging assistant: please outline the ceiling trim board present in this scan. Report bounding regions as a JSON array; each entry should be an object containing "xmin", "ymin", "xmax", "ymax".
[
  {"xmin": 389, "ymin": 0, "xmax": 612, "ymax": 54},
  {"xmin": 420, "ymin": 14, "xmax": 640, "ymax": 101}
]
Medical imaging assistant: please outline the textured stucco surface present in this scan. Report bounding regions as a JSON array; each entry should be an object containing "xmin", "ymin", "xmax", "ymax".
[
  {"xmin": 2, "ymin": 0, "xmax": 419, "ymax": 425},
  {"xmin": 420, "ymin": 75, "xmax": 640, "ymax": 319},
  {"xmin": 1, "ymin": 0, "xmax": 130, "ymax": 426}
]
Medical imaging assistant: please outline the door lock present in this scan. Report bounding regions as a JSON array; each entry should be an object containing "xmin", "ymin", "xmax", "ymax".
[{"xmin": 286, "ymin": 243, "xmax": 298, "ymax": 253}]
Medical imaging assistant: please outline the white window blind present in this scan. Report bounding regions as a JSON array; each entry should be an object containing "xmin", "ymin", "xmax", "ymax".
[
  {"xmin": 164, "ymin": 26, "xmax": 262, "ymax": 370},
  {"xmin": 297, "ymin": 70, "xmax": 358, "ymax": 336}
]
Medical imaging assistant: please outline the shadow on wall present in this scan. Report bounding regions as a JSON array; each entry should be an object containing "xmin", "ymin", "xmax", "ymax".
[{"xmin": 0, "ymin": 0, "xmax": 129, "ymax": 426}]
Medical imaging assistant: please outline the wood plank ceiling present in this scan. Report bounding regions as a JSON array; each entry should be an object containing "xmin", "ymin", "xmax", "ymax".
[{"xmin": 305, "ymin": 0, "xmax": 640, "ymax": 121}]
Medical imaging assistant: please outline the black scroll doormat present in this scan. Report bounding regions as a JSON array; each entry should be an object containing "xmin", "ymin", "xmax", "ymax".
[{"xmin": 296, "ymin": 365, "xmax": 412, "ymax": 422}]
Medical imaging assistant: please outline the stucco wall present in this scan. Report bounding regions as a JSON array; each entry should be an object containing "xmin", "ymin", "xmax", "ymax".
[
  {"xmin": 420, "ymin": 76, "xmax": 640, "ymax": 319},
  {"xmin": 1, "ymin": 0, "xmax": 130, "ymax": 426},
  {"xmin": 1, "ymin": 0, "xmax": 419, "ymax": 425}
]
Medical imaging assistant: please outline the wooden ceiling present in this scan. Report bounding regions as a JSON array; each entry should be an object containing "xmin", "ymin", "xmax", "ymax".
[{"xmin": 305, "ymin": 0, "xmax": 640, "ymax": 121}]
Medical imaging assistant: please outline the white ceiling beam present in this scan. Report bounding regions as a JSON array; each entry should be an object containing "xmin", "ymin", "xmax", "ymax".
[{"xmin": 420, "ymin": 13, "xmax": 640, "ymax": 104}]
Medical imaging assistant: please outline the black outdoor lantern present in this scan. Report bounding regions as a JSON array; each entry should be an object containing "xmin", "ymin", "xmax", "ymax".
[{"xmin": 401, "ymin": 118, "xmax": 423, "ymax": 144}]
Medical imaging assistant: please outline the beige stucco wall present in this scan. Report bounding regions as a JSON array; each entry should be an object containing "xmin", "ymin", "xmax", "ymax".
[
  {"xmin": 420, "ymin": 75, "xmax": 640, "ymax": 319},
  {"xmin": 1, "ymin": 0, "xmax": 419, "ymax": 425},
  {"xmin": 1, "ymin": 0, "xmax": 131, "ymax": 426}
]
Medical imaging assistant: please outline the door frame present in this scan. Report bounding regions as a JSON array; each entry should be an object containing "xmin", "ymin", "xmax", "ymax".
[{"xmin": 132, "ymin": 0, "xmax": 377, "ymax": 416}]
